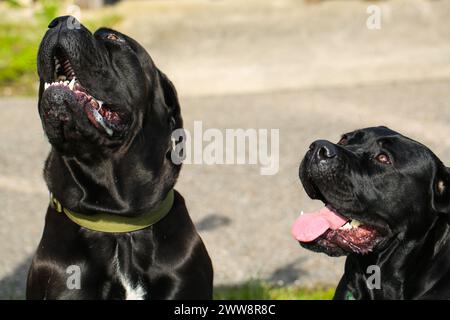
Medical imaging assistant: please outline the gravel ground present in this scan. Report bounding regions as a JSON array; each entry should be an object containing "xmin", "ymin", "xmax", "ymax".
[{"xmin": 1, "ymin": 0, "xmax": 450, "ymax": 299}]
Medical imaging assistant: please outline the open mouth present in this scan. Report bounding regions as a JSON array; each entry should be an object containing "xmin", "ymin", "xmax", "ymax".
[
  {"xmin": 42, "ymin": 50, "xmax": 126, "ymax": 136},
  {"xmin": 291, "ymin": 205, "xmax": 385, "ymax": 255}
]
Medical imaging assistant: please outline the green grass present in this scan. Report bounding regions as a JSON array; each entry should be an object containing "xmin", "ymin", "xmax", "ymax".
[
  {"xmin": 0, "ymin": 2, "xmax": 121, "ymax": 96},
  {"xmin": 2, "ymin": 282, "xmax": 334, "ymax": 300},
  {"xmin": 214, "ymin": 281, "xmax": 335, "ymax": 300},
  {"xmin": 0, "ymin": 21, "xmax": 41, "ymax": 95}
]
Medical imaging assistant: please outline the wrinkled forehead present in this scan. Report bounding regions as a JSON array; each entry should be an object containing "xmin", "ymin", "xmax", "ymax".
[
  {"xmin": 345, "ymin": 127, "xmax": 436, "ymax": 163},
  {"xmin": 344, "ymin": 126, "xmax": 398, "ymax": 142},
  {"xmin": 344, "ymin": 127, "xmax": 432, "ymax": 152},
  {"xmin": 94, "ymin": 28, "xmax": 155, "ymax": 66},
  {"xmin": 93, "ymin": 27, "xmax": 157, "ymax": 83}
]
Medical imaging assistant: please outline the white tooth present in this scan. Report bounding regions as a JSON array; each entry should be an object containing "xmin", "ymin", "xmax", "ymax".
[
  {"xmin": 44, "ymin": 83, "xmax": 50, "ymax": 90},
  {"xmin": 97, "ymin": 100, "xmax": 103, "ymax": 110},
  {"xmin": 68, "ymin": 78, "xmax": 76, "ymax": 90},
  {"xmin": 350, "ymin": 220, "xmax": 362, "ymax": 228},
  {"xmin": 340, "ymin": 222, "xmax": 352, "ymax": 230},
  {"xmin": 64, "ymin": 81, "xmax": 69, "ymax": 86},
  {"xmin": 92, "ymin": 108, "xmax": 113, "ymax": 136}
]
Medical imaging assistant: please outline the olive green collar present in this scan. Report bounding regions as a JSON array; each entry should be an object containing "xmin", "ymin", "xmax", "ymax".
[{"xmin": 49, "ymin": 190, "xmax": 174, "ymax": 233}]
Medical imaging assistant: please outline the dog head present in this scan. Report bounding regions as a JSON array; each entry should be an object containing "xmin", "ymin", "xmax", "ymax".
[
  {"xmin": 37, "ymin": 16, "xmax": 181, "ymax": 160},
  {"xmin": 37, "ymin": 16, "xmax": 183, "ymax": 214},
  {"xmin": 293, "ymin": 126, "xmax": 449, "ymax": 257}
]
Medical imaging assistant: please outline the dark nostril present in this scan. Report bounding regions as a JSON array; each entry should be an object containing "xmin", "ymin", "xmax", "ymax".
[
  {"xmin": 48, "ymin": 16, "xmax": 79, "ymax": 29},
  {"xmin": 312, "ymin": 140, "xmax": 338, "ymax": 161},
  {"xmin": 48, "ymin": 17, "xmax": 60, "ymax": 29},
  {"xmin": 318, "ymin": 146, "xmax": 336, "ymax": 159}
]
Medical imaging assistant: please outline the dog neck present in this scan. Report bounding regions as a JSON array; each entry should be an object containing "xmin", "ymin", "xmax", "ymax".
[
  {"xmin": 44, "ymin": 145, "xmax": 178, "ymax": 216},
  {"xmin": 49, "ymin": 189, "xmax": 174, "ymax": 232},
  {"xmin": 343, "ymin": 214, "xmax": 450, "ymax": 299}
]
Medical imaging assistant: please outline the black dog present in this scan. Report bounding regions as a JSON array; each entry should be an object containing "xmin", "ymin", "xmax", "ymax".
[
  {"xmin": 26, "ymin": 16, "xmax": 213, "ymax": 299},
  {"xmin": 292, "ymin": 126, "xmax": 449, "ymax": 299}
]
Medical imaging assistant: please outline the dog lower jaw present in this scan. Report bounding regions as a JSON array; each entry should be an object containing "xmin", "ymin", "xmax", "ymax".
[
  {"xmin": 301, "ymin": 240, "xmax": 349, "ymax": 257},
  {"xmin": 42, "ymin": 79, "xmax": 132, "ymax": 141},
  {"xmin": 294, "ymin": 202, "xmax": 388, "ymax": 255},
  {"xmin": 303, "ymin": 182, "xmax": 389, "ymax": 254},
  {"xmin": 44, "ymin": 79, "xmax": 122, "ymax": 136},
  {"xmin": 320, "ymin": 226, "xmax": 383, "ymax": 255}
]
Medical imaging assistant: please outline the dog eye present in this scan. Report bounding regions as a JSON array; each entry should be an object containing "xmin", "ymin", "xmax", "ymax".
[
  {"xmin": 375, "ymin": 153, "xmax": 391, "ymax": 164},
  {"xmin": 106, "ymin": 34, "xmax": 119, "ymax": 41},
  {"xmin": 337, "ymin": 136, "xmax": 348, "ymax": 145}
]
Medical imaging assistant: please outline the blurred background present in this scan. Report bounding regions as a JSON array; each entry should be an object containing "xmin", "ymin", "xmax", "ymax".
[{"xmin": 0, "ymin": 0, "xmax": 449, "ymax": 299}]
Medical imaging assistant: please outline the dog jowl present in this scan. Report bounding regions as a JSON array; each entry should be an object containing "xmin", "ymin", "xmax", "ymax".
[
  {"xmin": 27, "ymin": 16, "xmax": 213, "ymax": 300},
  {"xmin": 292, "ymin": 126, "xmax": 450, "ymax": 299}
]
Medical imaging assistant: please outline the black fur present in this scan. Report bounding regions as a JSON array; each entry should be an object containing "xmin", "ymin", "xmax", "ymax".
[
  {"xmin": 27, "ymin": 16, "xmax": 213, "ymax": 300},
  {"xmin": 299, "ymin": 126, "xmax": 449, "ymax": 299}
]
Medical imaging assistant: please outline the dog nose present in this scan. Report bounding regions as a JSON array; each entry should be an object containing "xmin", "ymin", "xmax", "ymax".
[
  {"xmin": 310, "ymin": 140, "xmax": 337, "ymax": 161},
  {"xmin": 48, "ymin": 16, "xmax": 64, "ymax": 29},
  {"xmin": 48, "ymin": 16, "xmax": 80, "ymax": 29}
]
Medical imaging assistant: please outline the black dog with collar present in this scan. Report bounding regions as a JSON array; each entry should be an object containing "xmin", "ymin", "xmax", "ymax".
[
  {"xmin": 293, "ymin": 127, "xmax": 449, "ymax": 299},
  {"xmin": 26, "ymin": 16, "xmax": 213, "ymax": 299}
]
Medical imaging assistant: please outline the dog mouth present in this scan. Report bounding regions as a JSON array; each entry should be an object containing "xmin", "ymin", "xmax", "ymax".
[
  {"xmin": 41, "ymin": 50, "xmax": 127, "ymax": 137},
  {"xmin": 291, "ymin": 203, "xmax": 386, "ymax": 255}
]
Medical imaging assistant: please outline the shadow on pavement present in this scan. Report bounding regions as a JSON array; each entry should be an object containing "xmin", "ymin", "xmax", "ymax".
[
  {"xmin": 0, "ymin": 256, "xmax": 31, "ymax": 300},
  {"xmin": 196, "ymin": 214, "xmax": 232, "ymax": 232},
  {"xmin": 213, "ymin": 257, "xmax": 311, "ymax": 299},
  {"xmin": 268, "ymin": 257, "xmax": 310, "ymax": 285}
]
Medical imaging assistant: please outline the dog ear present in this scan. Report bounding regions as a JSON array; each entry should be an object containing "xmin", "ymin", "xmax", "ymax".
[
  {"xmin": 431, "ymin": 164, "xmax": 450, "ymax": 214},
  {"xmin": 157, "ymin": 70, "xmax": 182, "ymax": 130}
]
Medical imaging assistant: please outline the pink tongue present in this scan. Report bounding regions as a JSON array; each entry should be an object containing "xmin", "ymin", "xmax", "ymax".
[{"xmin": 291, "ymin": 207, "xmax": 349, "ymax": 242}]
